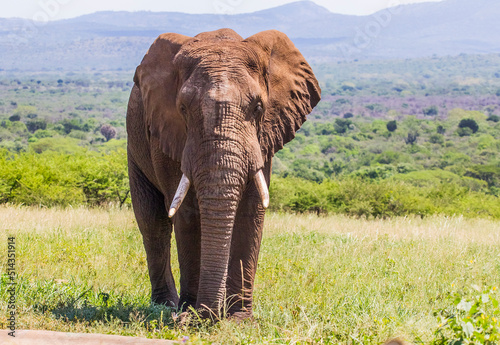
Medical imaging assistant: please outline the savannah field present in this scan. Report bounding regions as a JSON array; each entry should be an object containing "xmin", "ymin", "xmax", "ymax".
[
  {"xmin": 1, "ymin": 205, "xmax": 500, "ymax": 344},
  {"xmin": 1, "ymin": 55, "xmax": 500, "ymax": 344}
]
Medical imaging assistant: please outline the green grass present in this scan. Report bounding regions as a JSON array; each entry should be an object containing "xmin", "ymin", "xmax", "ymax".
[{"xmin": 1, "ymin": 206, "xmax": 500, "ymax": 344}]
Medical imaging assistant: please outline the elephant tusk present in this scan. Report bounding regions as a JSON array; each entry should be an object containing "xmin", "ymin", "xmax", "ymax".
[
  {"xmin": 254, "ymin": 170, "xmax": 270, "ymax": 209},
  {"xmin": 168, "ymin": 174, "xmax": 191, "ymax": 218}
]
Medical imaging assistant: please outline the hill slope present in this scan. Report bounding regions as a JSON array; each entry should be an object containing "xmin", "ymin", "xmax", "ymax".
[{"xmin": 1, "ymin": 0, "xmax": 499, "ymax": 71}]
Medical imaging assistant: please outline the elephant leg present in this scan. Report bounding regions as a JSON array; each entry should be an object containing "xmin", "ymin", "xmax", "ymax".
[
  {"xmin": 173, "ymin": 191, "xmax": 201, "ymax": 312},
  {"xmin": 129, "ymin": 161, "xmax": 178, "ymax": 306},
  {"xmin": 225, "ymin": 163, "xmax": 270, "ymax": 319}
]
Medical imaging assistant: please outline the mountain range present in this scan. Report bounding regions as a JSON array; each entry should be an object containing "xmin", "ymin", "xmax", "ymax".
[{"xmin": 1, "ymin": 0, "xmax": 499, "ymax": 71}]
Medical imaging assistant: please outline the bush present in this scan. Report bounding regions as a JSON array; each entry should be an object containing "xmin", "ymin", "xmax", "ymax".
[
  {"xmin": 487, "ymin": 114, "xmax": 500, "ymax": 122},
  {"xmin": 375, "ymin": 151, "xmax": 400, "ymax": 165},
  {"xmin": 429, "ymin": 133, "xmax": 444, "ymax": 144},
  {"xmin": 457, "ymin": 127, "xmax": 474, "ymax": 137},
  {"xmin": 0, "ymin": 149, "xmax": 129, "ymax": 207},
  {"xmin": 465, "ymin": 165, "xmax": 500, "ymax": 190},
  {"xmin": 26, "ymin": 119, "xmax": 47, "ymax": 133},
  {"xmin": 60, "ymin": 119, "xmax": 83, "ymax": 134},
  {"xmin": 269, "ymin": 176, "xmax": 500, "ymax": 219},
  {"xmin": 432, "ymin": 286, "xmax": 500, "ymax": 345},
  {"xmin": 33, "ymin": 129, "xmax": 57, "ymax": 139},
  {"xmin": 334, "ymin": 118, "xmax": 353, "ymax": 134},
  {"xmin": 386, "ymin": 120, "xmax": 397, "ymax": 132},
  {"xmin": 351, "ymin": 165, "xmax": 396, "ymax": 179},
  {"xmin": 459, "ymin": 118, "xmax": 479, "ymax": 133},
  {"xmin": 405, "ymin": 131, "xmax": 419, "ymax": 145},
  {"xmin": 423, "ymin": 105, "xmax": 439, "ymax": 116},
  {"xmin": 29, "ymin": 137, "xmax": 83, "ymax": 154},
  {"xmin": 100, "ymin": 124, "xmax": 117, "ymax": 142}
]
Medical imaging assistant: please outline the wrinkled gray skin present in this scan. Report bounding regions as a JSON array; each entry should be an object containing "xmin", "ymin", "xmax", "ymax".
[{"xmin": 126, "ymin": 28, "xmax": 320, "ymax": 319}]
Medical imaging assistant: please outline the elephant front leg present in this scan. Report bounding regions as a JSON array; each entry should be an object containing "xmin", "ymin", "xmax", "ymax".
[
  {"xmin": 173, "ymin": 190, "xmax": 201, "ymax": 312},
  {"xmin": 129, "ymin": 162, "xmax": 179, "ymax": 306},
  {"xmin": 225, "ymin": 164, "xmax": 269, "ymax": 319}
]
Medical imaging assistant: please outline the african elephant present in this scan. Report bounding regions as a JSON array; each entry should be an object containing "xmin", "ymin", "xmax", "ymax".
[{"xmin": 126, "ymin": 28, "xmax": 320, "ymax": 319}]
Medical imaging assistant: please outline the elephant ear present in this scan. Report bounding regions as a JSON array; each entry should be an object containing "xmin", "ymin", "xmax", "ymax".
[
  {"xmin": 244, "ymin": 30, "xmax": 321, "ymax": 161},
  {"xmin": 134, "ymin": 33, "xmax": 192, "ymax": 161}
]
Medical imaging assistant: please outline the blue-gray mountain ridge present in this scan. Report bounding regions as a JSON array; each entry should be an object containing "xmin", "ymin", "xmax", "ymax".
[{"xmin": 0, "ymin": 0, "xmax": 498, "ymax": 71}]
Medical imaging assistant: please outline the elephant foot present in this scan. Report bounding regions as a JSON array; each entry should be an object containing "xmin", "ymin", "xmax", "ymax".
[
  {"xmin": 178, "ymin": 295, "xmax": 197, "ymax": 312},
  {"xmin": 151, "ymin": 291, "xmax": 178, "ymax": 307},
  {"xmin": 227, "ymin": 310, "xmax": 254, "ymax": 322},
  {"xmin": 172, "ymin": 309, "xmax": 216, "ymax": 325}
]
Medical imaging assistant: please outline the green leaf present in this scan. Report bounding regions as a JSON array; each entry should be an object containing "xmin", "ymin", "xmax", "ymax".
[
  {"xmin": 463, "ymin": 321, "xmax": 474, "ymax": 338},
  {"xmin": 492, "ymin": 298, "xmax": 499, "ymax": 308},
  {"xmin": 457, "ymin": 299, "xmax": 473, "ymax": 312}
]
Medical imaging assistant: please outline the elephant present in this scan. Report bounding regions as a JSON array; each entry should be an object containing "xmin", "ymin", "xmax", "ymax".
[{"xmin": 126, "ymin": 28, "xmax": 320, "ymax": 320}]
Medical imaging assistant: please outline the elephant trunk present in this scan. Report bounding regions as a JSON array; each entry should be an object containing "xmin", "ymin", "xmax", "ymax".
[
  {"xmin": 193, "ymin": 146, "xmax": 246, "ymax": 315},
  {"xmin": 196, "ymin": 196, "xmax": 238, "ymax": 313}
]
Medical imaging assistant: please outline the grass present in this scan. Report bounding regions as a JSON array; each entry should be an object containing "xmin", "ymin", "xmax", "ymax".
[{"xmin": 1, "ymin": 205, "xmax": 500, "ymax": 344}]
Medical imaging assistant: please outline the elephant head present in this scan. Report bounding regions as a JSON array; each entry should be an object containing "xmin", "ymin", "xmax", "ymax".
[{"xmin": 132, "ymin": 28, "xmax": 320, "ymax": 313}]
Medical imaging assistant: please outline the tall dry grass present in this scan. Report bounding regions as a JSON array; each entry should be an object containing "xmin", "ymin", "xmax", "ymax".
[{"xmin": 1, "ymin": 206, "xmax": 499, "ymax": 344}]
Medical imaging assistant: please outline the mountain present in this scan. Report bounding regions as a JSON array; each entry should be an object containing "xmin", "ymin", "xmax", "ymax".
[{"xmin": 1, "ymin": 0, "xmax": 499, "ymax": 71}]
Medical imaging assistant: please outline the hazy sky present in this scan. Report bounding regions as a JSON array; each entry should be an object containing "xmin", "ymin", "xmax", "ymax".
[{"xmin": 2, "ymin": 0, "xmax": 445, "ymax": 21}]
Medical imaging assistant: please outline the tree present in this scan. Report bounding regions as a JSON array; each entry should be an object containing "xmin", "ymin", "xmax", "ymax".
[
  {"xmin": 429, "ymin": 134, "xmax": 444, "ymax": 144},
  {"xmin": 423, "ymin": 105, "xmax": 439, "ymax": 116},
  {"xmin": 343, "ymin": 112, "xmax": 354, "ymax": 119},
  {"xmin": 458, "ymin": 118, "xmax": 479, "ymax": 133},
  {"xmin": 100, "ymin": 124, "xmax": 117, "ymax": 142},
  {"xmin": 487, "ymin": 114, "xmax": 500, "ymax": 123},
  {"xmin": 26, "ymin": 119, "xmax": 47, "ymax": 133},
  {"xmin": 457, "ymin": 127, "xmax": 473, "ymax": 137},
  {"xmin": 61, "ymin": 119, "xmax": 82, "ymax": 134},
  {"xmin": 386, "ymin": 120, "xmax": 397, "ymax": 132},
  {"xmin": 8, "ymin": 115, "xmax": 20, "ymax": 122},
  {"xmin": 12, "ymin": 105, "xmax": 37, "ymax": 119},
  {"xmin": 334, "ymin": 118, "xmax": 352, "ymax": 134},
  {"xmin": 405, "ymin": 131, "xmax": 419, "ymax": 145}
]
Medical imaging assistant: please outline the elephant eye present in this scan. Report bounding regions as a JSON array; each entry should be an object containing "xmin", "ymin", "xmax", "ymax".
[
  {"xmin": 179, "ymin": 104, "xmax": 188, "ymax": 116},
  {"xmin": 253, "ymin": 102, "xmax": 264, "ymax": 118}
]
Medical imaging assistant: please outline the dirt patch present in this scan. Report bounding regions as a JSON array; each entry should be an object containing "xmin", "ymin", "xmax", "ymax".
[{"xmin": 0, "ymin": 330, "xmax": 177, "ymax": 345}]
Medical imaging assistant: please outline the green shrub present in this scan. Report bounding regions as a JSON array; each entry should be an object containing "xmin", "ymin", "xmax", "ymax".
[
  {"xmin": 26, "ymin": 119, "xmax": 47, "ymax": 133},
  {"xmin": 334, "ymin": 118, "xmax": 353, "ymax": 134},
  {"xmin": 29, "ymin": 137, "xmax": 83, "ymax": 154},
  {"xmin": 432, "ymin": 286, "xmax": 500, "ymax": 345},
  {"xmin": 9, "ymin": 114, "xmax": 21, "ymax": 122},
  {"xmin": 0, "ymin": 149, "xmax": 129, "ymax": 207},
  {"xmin": 33, "ymin": 129, "xmax": 57, "ymax": 139},
  {"xmin": 269, "ymin": 176, "xmax": 500, "ymax": 219},
  {"xmin": 457, "ymin": 127, "xmax": 474, "ymax": 137},
  {"xmin": 429, "ymin": 133, "xmax": 445, "ymax": 144},
  {"xmin": 386, "ymin": 120, "xmax": 397, "ymax": 132},
  {"xmin": 487, "ymin": 114, "xmax": 500, "ymax": 123},
  {"xmin": 466, "ymin": 165, "xmax": 500, "ymax": 190},
  {"xmin": 423, "ymin": 105, "xmax": 439, "ymax": 116},
  {"xmin": 392, "ymin": 170, "xmax": 462, "ymax": 187},
  {"xmin": 459, "ymin": 118, "xmax": 479, "ymax": 133},
  {"xmin": 351, "ymin": 165, "xmax": 396, "ymax": 180}
]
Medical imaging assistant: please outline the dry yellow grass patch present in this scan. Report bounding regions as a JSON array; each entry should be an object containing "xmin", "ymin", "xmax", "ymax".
[
  {"xmin": 265, "ymin": 212, "xmax": 500, "ymax": 244},
  {"xmin": 0, "ymin": 205, "xmax": 136, "ymax": 235},
  {"xmin": 2, "ymin": 205, "xmax": 498, "ymax": 243}
]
